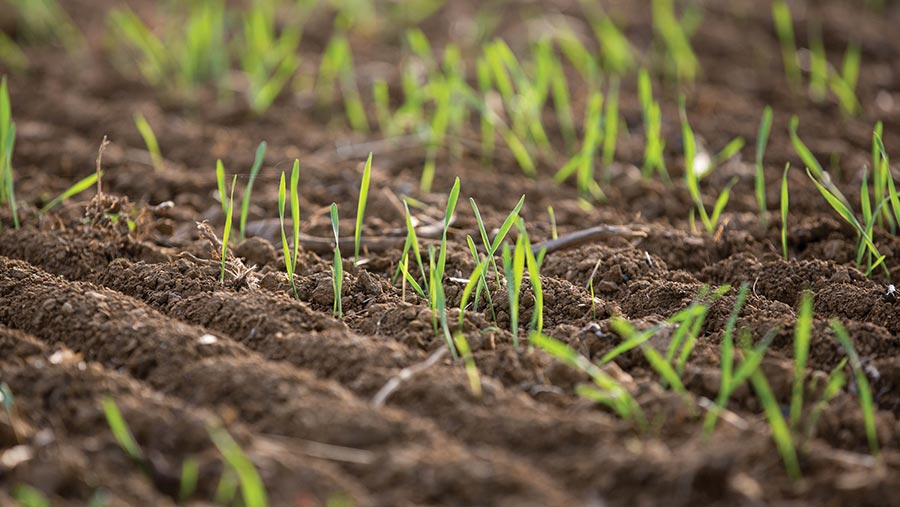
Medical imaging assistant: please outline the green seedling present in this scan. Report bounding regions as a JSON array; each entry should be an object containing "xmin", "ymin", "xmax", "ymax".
[
  {"xmin": 808, "ymin": 21, "xmax": 827, "ymax": 102},
  {"xmin": 750, "ymin": 366, "xmax": 801, "ymax": 480},
  {"xmin": 0, "ymin": 32, "xmax": 28, "ymax": 72},
  {"xmin": 772, "ymin": 0, "xmax": 801, "ymax": 90},
  {"xmin": 108, "ymin": 2, "xmax": 228, "ymax": 97},
  {"xmin": 239, "ymin": 2, "xmax": 301, "ymax": 114},
  {"xmin": 179, "ymin": 457, "xmax": 200, "ymax": 503},
  {"xmin": 531, "ymin": 332, "xmax": 645, "ymax": 427},
  {"xmin": 831, "ymin": 42, "xmax": 861, "ymax": 115},
  {"xmin": 584, "ymin": 5, "xmax": 634, "ymax": 75},
  {"xmin": 548, "ymin": 57, "xmax": 575, "ymax": 151},
  {"xmin": 0, "ymin": 76, "xmax": 18, "ymax": 228},
  {"xmin": 789, "ymin": 290, "xmax": 813, "ymax": 428},
  {"xmin": 681, "ymin": 98, "xmax": 736, "ymax": 234},
  {"xmin": 756, "ymin": 106, "xmax": 773, "ymax": 226},
  {"xmin": 609, "ymin": 319, "xmax": 687, "ymax": 396},
  {"xmin": 602, "ymin": 78, "xmax": 620, "ymax": 179},
  {"xmin": 873, "ymin": 128, "xmax": 899, "ymax": 233},
  {"xmin": 652, "ymin": 0, "xmax": 699, "ymax": 82},
  {"xmin": 209, "ymin": 427, "xmax": 267, "ymax": 507},
  {"xmin": 278, "ymin": 161, "xmax": 301, "ymax": 299},
  {"xmin": 101, "ymin": 398, "xmax": 145, "ymax": 465},
  {"xmin": 354, "ymin": 153, "xmax": 373, "ymax": 265},
  {"xmin": 470, "ymin": 195, "xmax": 524, "ymax": 300},
  {"xmin": 502, "ymin": 236, "xmax": 526, "ymax": 348},
  {"xmin": 548, "ymin": 206, "xmax": 558, "ymax": 240},
  {"xmin": 476, "ymin": 58, "xmax": 498, "ymax": 164},
  {"xmin": 555, "ymin": 28, "xmax": 599, "ymax": 86},
  {"xmin": 216, "ymin": 160, "xmax": 228, "ymax": 217},
  {"xmin": 807, "ymin": 167, "xmax": 886, "ymax": 276},
  {"xmin": 215, "ymin": 470, "xmax": 239, "ymax": 505},
  {"xmin": 13, "ymin": 484, "xmax": 50, "ymax": 507},
  {"xmin": 806, "ymin": 358, "xmax": 848, "ymax": 439},
  {"xmin": 830, "ymin": 320, "xmax": 879, "ymax": 456},
  {"xmin": 638, "ymin": 70, "xmax": 668, "ymax": 182},
  {"xmin": 372, "ymin": 79, "xmax": 393, "ymax": 135},
  {"xmin": 464, "ymin": 236, "xmax": 490, "ymax": 315},
  {"xmin": 330, "ymin": 203, "xmax": 343, "ymax": 318},
  {"xmin": 789, "ymin": 116, "xmax": 826, "ymax": 179},
  {"xmin": 318, "ymin": 33, "xmax": 368, "ymax": 132},
  {"xmin": 781, "ymin": 163, "xmax": 790, "ymax": 259},
  {"xmin": 133, "ymin": 112, "xmax": 163, "ymax": 172},
  {"xmin": 703, "ymin": 283, "xmax": 750, "ymax": 433},
  {"xmin": 458, "ymin": 254, "xmax": 491, "ymax": 332},
  {"xmin": 394, "ymin": 200, "xmax": 428, "ymax": 293},
  {"xmin": 555, "ymin": 91, "xmax": 605, "ymax": 200},
  {"xmin": 454, "ymin": 333, "xmax": 482, "ymax": 398},
  {"xmin": 8, "ymin": 0, "xmax": 82, "ymax": 49},
  {"xmin": 517, "ymin": 219, "xmax": 544, "ymax": 333},
  {"xmin": 239, "ymin": 141, "xmax": 267, "ymax": 241},
  {"xmin": 221, "ymin": 175, "xmax": 237, "ymax": 284},
  {"xmin": 38, "ymin": 172, "xmax": 100, "ymax": 217}
]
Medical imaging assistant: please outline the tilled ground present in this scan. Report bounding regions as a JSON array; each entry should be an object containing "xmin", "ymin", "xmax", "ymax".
[{"xmin": 2, "ymin": 0, "xmax": 900, "ymax": 506}]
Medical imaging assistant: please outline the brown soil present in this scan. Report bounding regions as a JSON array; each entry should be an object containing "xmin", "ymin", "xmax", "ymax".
[{"xmin": 2, "ymin": 0, "xmax": 900, "ymax": 506}]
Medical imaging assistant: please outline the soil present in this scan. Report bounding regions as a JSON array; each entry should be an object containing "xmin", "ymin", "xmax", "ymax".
[{"xmin": 2, "ymin": 0, "xmax": 900, "ymax": 506}]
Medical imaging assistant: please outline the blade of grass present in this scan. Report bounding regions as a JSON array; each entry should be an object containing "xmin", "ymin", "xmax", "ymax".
[
  {"xmin": 239, "ymin": 141, "xmax": 267, "ymax": 240},
  {"xmin": 830, "ymin": 320, "xmax": 880, "ymax": 456},
  {"xmin": 756, "ymin": 107, "xmax": 773, "ymax": 226},
  {"xmin": 789, "ymin": 290, "xmax": 813, "ymax": 428},
  {"xmin": 354, "ymin": 152, "xmax": 373, "ymax": 265},
  {"xmin": 209, "ymin": 427, "xmax": 267, "ymax": 507}
]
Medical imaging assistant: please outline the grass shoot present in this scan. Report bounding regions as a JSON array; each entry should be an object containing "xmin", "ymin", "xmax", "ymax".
[
  {"xmin": 756, "ymin": 106, "xmax": 773, "ymax": 226},
  {"xmin": 354, "ymin": 153, "xmax": 373, "ymax": 265},
  {"xmin": 789, "ymin": 290, "xmax": 813, "ymax": 428},
  {"xmin": 772, "ymin": 0, "xmax": 801, "ymax": 90},
  {"xmin": 221, "ymin": 175, "xmax": 237, "ymax": 284},
  {"xmin": 38, "ymin": 171, "xmax": 100, "ymax": 217},
  {"xmin": 830, "ymin": 320, "xmax": 880, "ymax": 456},
  {"xmin": 239, "ymin": 141, "xmax": 267, "ymax": 241},
  {"xmin": 781, "ymin": 163, "xmax": 790, "ymax": 259},
  {"xmin": 278, "ymin": 161, "xmax": 301, "ymax": 299},
  {"xmin": 209, "ymin": 426, "xmax": 268, "ymax": 507},
  {"xmin": 531, "ymin": 332, "xmax": 645, "ymax": 428},
  {"xmin": 330, "ymin": 203, "xmax": 343, "ymax": 318},
  {"xmin": 133, "ymin": 112, "xmax": 164, "ymax": 172},
  {"xmin": 0, "ymin": 76, "xmax": 18, "ymax": 228}
]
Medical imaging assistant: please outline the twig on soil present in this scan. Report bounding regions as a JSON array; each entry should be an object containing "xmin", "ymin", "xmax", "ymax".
[
  {"xmin": 96, "ymin": 135, "xmax": 109, "ymax": 195},
  {"xmin": 255, "ymin": 434, "xmax": 375, "ymax": 465},
  {"xmin": 193, "ymin": 221, "xmax": 260, "ymax": 289},
  {"xmin": 532, "ymin": 224, "xmax": 648, "ymax": 256},
  {"xmin": 372, "ymin": 346, "xmax": 448, "ymax": 408}
]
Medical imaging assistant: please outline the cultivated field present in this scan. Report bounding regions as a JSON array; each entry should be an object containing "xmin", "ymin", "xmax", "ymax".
[{"xmin": 1, "ymin": 0, "xmax": 899, "ymax": 506}]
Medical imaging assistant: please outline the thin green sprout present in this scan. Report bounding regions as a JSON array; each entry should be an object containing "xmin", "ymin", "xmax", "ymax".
[
  {"xmin": 781, "ymin": 163, "xmax": 790, "ymax": 259},
  {"xmin": 454, "ymin": 333, "xmax": 482, "ymax": 398},
  {"xmin": 703, "ymin": 284, "xmax": 750, "ymax": 433},
  {"xmin": 354, "ymin": 153, "xmax": 373, "ymax": 265},
  {"xmin": 789, "ymin": 290, "xmax": 813, "ymax": 428},
  {"xmin": 772, "ymin": 0, "xmax": 801, "ymax": 90},
  {"xmin": 531, "ymin": 332, "xmax": 645, "ymax": 428},
  {"xmin": 179, "ymin": 457, "xmax": 200, "ymax": 503},
  {"xmin": 209, "ymin": 426, "xmax": 268, "ymax": 507},
  {"xmin": 749, "ymin": 367, "xmax": 801, "ymax": 480},
  {"xmin": 330, "ymin": 203, "xmax": 343, "ymax": 318},
  {"xmin": 221, "ymin": 175, "xmax": 237, "ymax": 284},
  {"xmin": 239, "ymin": 141, "xmax": 267, "ymax": 241},
  {"xmin": 133, "ymin": 112, "xmax": 164, "ymax": 172},
  {"xmin": 756, "ymin": 106, "xmax": 773, "ymax": 226},
  {"xmin": 38, "ymin": 172, "xmax": 99, "ymax": 217},
  {"xmin": 101, "ymin": 398, "xmax": 145, "ymax": 464},
  {"xmin": 830, "ymin": 320, "xmax": 880, "ymax": 456},
  {"xmin": 0, "ymin": 76, "xmax": 18, "ymax": 228}
]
